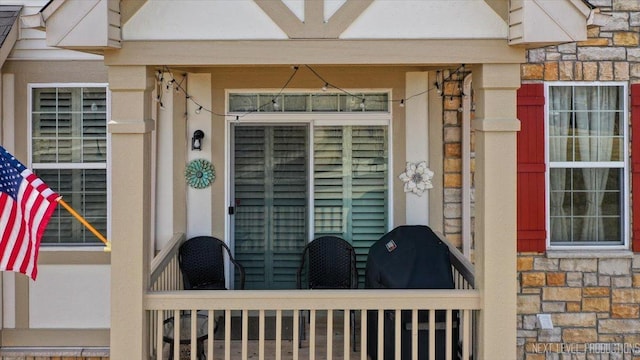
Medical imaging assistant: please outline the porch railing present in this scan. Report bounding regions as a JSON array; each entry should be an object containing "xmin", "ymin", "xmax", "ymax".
[
  {"xmin": 149, "ymin": 232, "xmax": 185, "ymax": 292},
  {"xmin": 146, "ymin": 233, "xmax": 479, "ymax": 360}
]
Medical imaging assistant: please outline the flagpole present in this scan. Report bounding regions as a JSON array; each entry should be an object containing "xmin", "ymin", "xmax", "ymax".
[{"xmin": 57, "ymin": 198, "xmax": 112, "ymax": 252}]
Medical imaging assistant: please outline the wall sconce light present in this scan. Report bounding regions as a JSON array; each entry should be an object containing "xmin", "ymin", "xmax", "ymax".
[{"xmin": 191, "ymin": 130, "xmax": 205, "ymax": 151}]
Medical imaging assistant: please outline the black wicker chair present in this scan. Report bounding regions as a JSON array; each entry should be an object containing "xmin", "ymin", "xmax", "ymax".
[
  {"xmin": 164, "ymin": 236, "xmax": 245, "ymax": 359},
  {"xmin": 296, "ymin": 236, "xmax": 358, "ymax": 351},
  {"xmin": 179, "ymin": 236, "xmax": 245, "ymax": 290}
]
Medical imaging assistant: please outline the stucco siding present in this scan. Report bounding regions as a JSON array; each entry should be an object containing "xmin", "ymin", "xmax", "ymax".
[{"xmin": 122, "ymin": 0, "xmax": 506, "ymax": 41}]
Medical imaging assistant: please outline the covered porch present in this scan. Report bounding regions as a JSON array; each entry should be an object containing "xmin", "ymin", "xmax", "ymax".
[
  {"xmin": 148, "ymin": 231, "xmax": 477, "ymax": 360},
  {"xmin": 105, "ymin": 59, "xmax": 520, "ymax": 359},
  {"xmin": 31, "ymin": 0, "xmax": 596, "ymax": 359}
]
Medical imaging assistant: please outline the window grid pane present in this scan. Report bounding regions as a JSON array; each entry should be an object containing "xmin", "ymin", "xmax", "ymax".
[
  {"xmin": 31, "ymin": 86, "xmax": 108, "ymax": 245},
  {"xmin": 314, "ymin": 125, "xmax": 388, "ymax": 280},
  {"xmin": 32, "ymin": 88, "xmax": 107, "ymax": 164},
  {"xmin": 35, "ymin": 169, "xmax": 106, "ymax": 245},
  {"xmin": 229, "ymin": 93, "xmax": 389, "ymax": 113},
  {"xmin": 548, "ymin": 84, "xmax": 625, "ymax": 246}
]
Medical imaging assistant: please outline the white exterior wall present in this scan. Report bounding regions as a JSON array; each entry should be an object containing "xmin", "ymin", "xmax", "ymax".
[
  {"xmin": 29, "ymin": 265, "xmax": 110, "ymax": 328},
  {"xmin": 123, "ymin": 0, "xmax": 507, "ymax": 41},
  {"xmin": 123, "ymin": 0, "xmax": 289, "ymax": 40},
  {"xmin": 2, "ymin": 0, "xmax": 107, "ymax": 332}
]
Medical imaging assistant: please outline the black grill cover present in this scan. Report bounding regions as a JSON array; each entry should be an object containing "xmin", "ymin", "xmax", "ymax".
[
  {"xmin": 365, "ymin": 225, "xmax": 458, "ymax": 360},
  {"xmin": 365, "ymin": 225, "xmax": 454, "ymax": 290}
]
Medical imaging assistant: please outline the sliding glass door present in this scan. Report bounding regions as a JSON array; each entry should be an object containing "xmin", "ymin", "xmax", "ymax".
[
  {"xmin": 232, "ymin": 122, "xmax": 389, "ymax": 289},
  {"xmin": 233, "ymin": 125, "xmax": 308, "ymax": 289}
]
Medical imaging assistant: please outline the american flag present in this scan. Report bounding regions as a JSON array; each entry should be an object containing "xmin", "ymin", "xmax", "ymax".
[{"xmin": 0, "ymin": 146, "xmax": 58, "ymax": 280}]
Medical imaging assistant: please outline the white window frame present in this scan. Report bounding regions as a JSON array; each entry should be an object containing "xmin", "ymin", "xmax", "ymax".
[
  {"xmin": 28, "ymin": 83, "xmax": 111, "ymax": 250},
  {"xmin": 544, "ymin": 81, "xmax": 629, "ymax": 250}
]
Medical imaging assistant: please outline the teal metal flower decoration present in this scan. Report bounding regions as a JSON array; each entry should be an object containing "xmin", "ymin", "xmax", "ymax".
[{"xmin": 185, "ymin": 159, "xmax": 215, "ymax": 189}]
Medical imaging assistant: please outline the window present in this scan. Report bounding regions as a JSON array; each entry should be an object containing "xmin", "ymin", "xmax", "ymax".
[
  {"xmin": 30, "ymin": 85, "xmax": 108, "ymax": 245},
  {"xmin": 313, "ymin": 125, "xmax": 389, "ymax": 273},
  {"xmin": 546, "ymin": 83, "xmax": 628, "ymax": 247},
  {"xmin": 229, "ymin": 92, "xmax": 389, "ymax": 112},
  {"xmin": 229, "ymin": 91, "xmax": 391, "ymax": 286}
]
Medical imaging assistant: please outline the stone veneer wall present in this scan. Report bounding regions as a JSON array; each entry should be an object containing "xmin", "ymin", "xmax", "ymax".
[
  {"xmin": 518, "ymin": 254, "xmax": 640, "ymax": 359},
  {"xmin": 442, "ymin": 70, "xmax": 474, "ymax": 251},
  {"xmin": 515, "ymin": 1, "xmax": 640, "ymax": 359}
]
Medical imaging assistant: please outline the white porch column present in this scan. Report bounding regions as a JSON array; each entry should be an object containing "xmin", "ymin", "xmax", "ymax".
[
  {"xmin": 405, "ymin": 72, "xmax": 429, "ymax": 225},
  {"xmin": 472, "ymin": 63, "xmax": 521, "ymax": 360},
  {"xmin": 108, "ymin": 65, "xmax": 155, "ymax": 360}
]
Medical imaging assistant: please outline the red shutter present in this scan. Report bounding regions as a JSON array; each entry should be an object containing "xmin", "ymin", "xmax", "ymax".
[
  {"xmin": 517, "ymin": 84, "xmax": 546, "ymax": 253},
  {"xmin": 632, "ymin": 84, "xmax": 640, "ymax": 252}
]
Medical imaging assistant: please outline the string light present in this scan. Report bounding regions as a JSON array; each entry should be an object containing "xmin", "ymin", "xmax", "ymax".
[
  {"xmin": 165, "ymin": 79, "xmax": 175, "ymax": 92},
  {"xmin": 160, "ymin": 64, "xmax": 467, "ymax": 119},
  {"xmin": 435, "ymin": 82, "xmax": 442, "ymax": 95}
]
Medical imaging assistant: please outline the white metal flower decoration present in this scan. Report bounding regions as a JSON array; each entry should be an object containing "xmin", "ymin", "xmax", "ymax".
[{"xmin": 399, "ymin": 161, "xmax": 434, "ymax": 196}]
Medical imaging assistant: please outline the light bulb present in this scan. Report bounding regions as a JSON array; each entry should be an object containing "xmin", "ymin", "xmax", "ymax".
[
  {"xmin": 272, "ymin": 100, "xmax": 280, "ymax": 110},
  {"xmin": 322, "ymin": 83, "xmax": 328, "ymax": 92},
  {"xmin": 195, "ymin": 106, "xmax": 202, "ymax": 115},
  {"xmin": 399, "ymin": 99, "xmax": 405, "ymax": 108},
  {"xmin": 359, "ymin": 100, "xmax": 366, "ymax": 109},
  {"xmin": 165, "ymin": 80, "xmax": 175, "ymax": 92}
]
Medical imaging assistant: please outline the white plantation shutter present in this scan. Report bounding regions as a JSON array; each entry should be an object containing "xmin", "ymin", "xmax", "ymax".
[
  {"xmin": 234, "ymin": 126, "xmax": 307, "ymax": 289},
  {"xmin": 314, "ymin": 125, "xmax": 388, "ymax": 280},
  {"xmin": 31, "ymin": 86, "xmax": 108, "ymax": 244},
  {"xmin": 272, "ymin": 127, "xmax": 307, "ymax": 286},
  {"xmin": 234, "ymin": 126, "xmax": 268, "ymax": 288}
]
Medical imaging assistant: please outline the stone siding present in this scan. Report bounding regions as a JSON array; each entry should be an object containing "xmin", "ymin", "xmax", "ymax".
[
  {"xmin": 514, "ymin": 2, "xmax": 640, "ymax": 359},
  {"xmin": 518, "ymin": 254, "xmax": 640, "ymax": 360},
  {"xmin": 521, "ymin": 0, "xmax": 640, "ymax": 84},
  {"xmin": 442, "ymin": 69, "xmax": 474, "ymax": 251}
]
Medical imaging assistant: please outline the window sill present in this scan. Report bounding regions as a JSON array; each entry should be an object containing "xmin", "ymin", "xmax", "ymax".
[
  {"xmin": 546, "ymin": 250, "xmax": 634, "ymax": 259},
  {"xmin": 40, "ymin": 246, "xmax": 108, "ymax": 252}
]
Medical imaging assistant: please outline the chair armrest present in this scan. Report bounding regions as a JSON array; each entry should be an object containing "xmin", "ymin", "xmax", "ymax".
[
  {"xmin": 231, "ymin": 259, "xmax": 246, "ymax": 289},
  {"xmin": 296, "ymin": 245, "xmax": 309, "ymax": 289}
]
